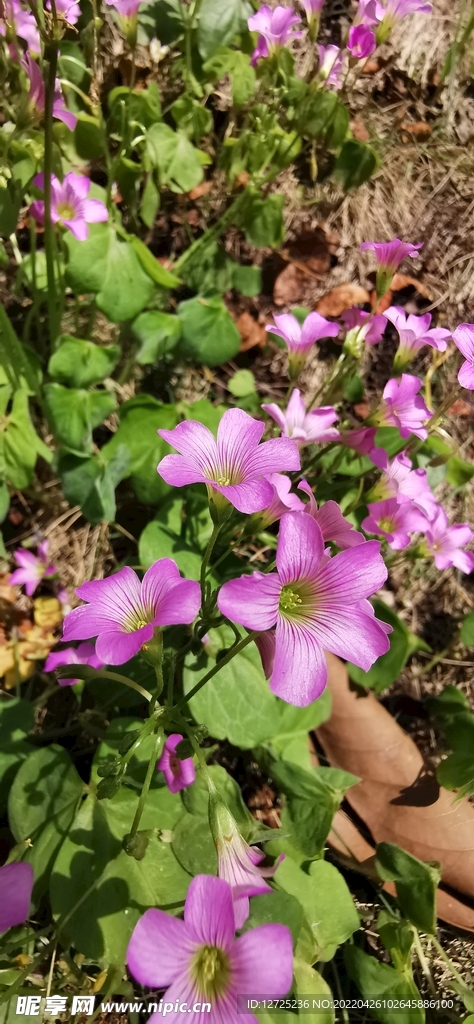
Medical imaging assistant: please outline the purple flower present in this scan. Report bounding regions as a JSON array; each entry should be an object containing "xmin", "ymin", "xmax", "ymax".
[
  {"xmin": 218, "ymin": 512, "xmax": 390, "ymax": 706},
  {"xmin": 62, "ymin": 562, "xmax": 201, "ymax": 665},
  {"xmin": 362, "ymin": 498, "xmax": 427, "ymax": 550},
  {"xmin": 22, "ymin": 55, "xmax": 77, "ymax": 131},
  {"xmin": 353, "ymin": 0, "xmax": 380, "ymax": 26},
  {"xmin": 360, "ymin": 238, "xmax": 423, "ymax": 296},
  {"xmin": 369, "ymin": 450, "xmax": 438, "ymax": 518},
  {"xmin": 0, "ymin": 863, "xmax": 34, "ymax": 934},
  {"xmin": 262, "ymin": 390, "xmax": 339, "ymax": 447},
  {"xmin": 347, "ymin": 24, "xmax": 376, "ymax": 58},
  {"xmin": 157, "ymin": 409, "xmax": 300, "ymax": 516},
  {"xmin": 424, "ymin": 507, "xmax": 474, "ymax": 573},
  {"xmin": 248, "ymin": 5, "xmax": 302, "ymax": 66},
  {"xmin": 376, "ymin": 0, "xmax": 432, "ymax": 41},
  {"xmin": 373, "ymin": 374, "xmax": 430, "ymax": 440},
  {"xmin": 9, "ymin": 541, "xmax": 56, "ymax": 597},
  {"xmin": 209, "ymin": 789, "xmax": 283, "ymax": 928},
  {"xmin": 266, "ymin": 311, "xmax": 339, "ymax": 377},
  {"xmin": 46, "ymin": 0, "xmax": 81, "ymax": 22},
  {"xmin": 383, "ymin": 306, "xmax": 451, "ymax": 371},
  {"xmin": 157, "ymin": 734, "xmax": 196, "ymax": 794},
  {"xmin": 249, "ymin": 473, "xmax": 304, "ymax": 531},
  {"xmin": 0, "ymin": 0, "xmax": 40, "ymax": 53},
  {"xmin": 104, "ymin": 0, "xmax": 142, "ymax": 16},
  {"xmin": 453, "ymin": 323, "xmax": 474, "ymax": 390},
  {"xmin": 341, "ymin": 307, "xmax": 386, "ymax": 355},
  {"xmin": 300, "ymin": 0, "xmax": 325, "ymax": 14},
  {"xmin": 298, "ymin": 480, "xmax": 365, "ymax": 547},
  {"xmin": 317, "ymin": 44, "xmax": 344, "ymax": 88},
  {"xmin": 44, "ymin": 642, "xmax": 104, "ymax": 686},
  {"xmin": 30, "ymin": 173, "xmax": 108, "ymax": 242},
  {"xmin": 127, "ymin": 874, "xmax": 293, "ymax": 1021},
  {"xmin": 341, "ymin": 426, "xmax": 379, "ymax": 456}
]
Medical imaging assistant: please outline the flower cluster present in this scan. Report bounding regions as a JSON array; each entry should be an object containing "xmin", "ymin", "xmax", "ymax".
[{"xmin": 30, "ymin": 173, "xmax": 108, "ymax": 242}]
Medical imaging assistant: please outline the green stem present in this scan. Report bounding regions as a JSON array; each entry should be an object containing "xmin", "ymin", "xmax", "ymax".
[
  {"xmin": 43, "ymin": 39, "xmax": 60, "ymax": 349},
  {"xmin": 89, "ymin": 668, "xmax": 153, "ymax": 702},
  {"xmin": 200, "ymin": 521, "xmax": 221, "ymax": 604},
  {"xmin": 176, "ymin": 629, "xmax": 260, "ymax": 711},
  {"xmin": 413, "ymin": 929, "xmax": 437, "ymax": 996},
  {"xmin": 128, "ymin": 730, "xmax": 163, "ymax": 840},
  {"xmin": 430, "ymin": 935, "xmax": 474, "ymax": 994}
]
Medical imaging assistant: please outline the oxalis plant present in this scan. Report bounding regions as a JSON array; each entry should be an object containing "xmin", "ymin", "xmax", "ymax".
[{"xmin": 2, "ymin": 236, "xmax": 474, "ymax": 1020}]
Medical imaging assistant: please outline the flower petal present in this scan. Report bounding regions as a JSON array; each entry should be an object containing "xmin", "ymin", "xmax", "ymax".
[
  {"xmin": 95, "ymin": 625, "xmax": 153, "ymax": 665},
  {"xmin": 158, "ymin": 420, "xmax": 217, "ymax": 478},
  {"xmin": 233, "ymin": 923, "xmax": 293, "ymax": 996},
  {"xmin": 261, "ymin": 403, "xmax": 287, "ymax": 433},
  {"xmin": 75, "ymin": 567, "xmax": 143, "ymax": 631},
  {"xmin": 63, "ymin": 217, "xmax": 88, "ymax": 241},
  {"xmin": 217, "ymin": 408, "xmax": 265, "ymax": 476},
  {"xmin": 458, "ymin": 360, "xmax": 474, "ymax": 391},
  {"xmin": 243, "ymin": 436, "xmax": 300, "ymax": 478},
  {"xmin": 271, "ymin": 618, "xmax": 328, "ymax": 705},
  {"xmin": 141, "ymin": 558, "xmax": 181, "ymax": 609},
  {"xmin": 315, "ymin": 540, "xmax": 388, "ymax": 602},
  {"xmin": 215, "ymin": 478, "xmax": 274, "ymax": 514},
  {"xmin": 310, "ymin": 606, "xmax": 391, "ymax": 668},
  {"xmin": 276, "ymin": 511, "xmax": 324, "ymax": 583},
  {"xmin": 153, "ymin": 579, "xmax": 201, "ymax": 626},
  {"xmin": 217, "ymin": 573, "xmax": 281, "ymax": 631},
  {"xmin": 184, "ymin": 875, "xmax": 235, "ymax": 950},
  {"xmin": 83, "ymin": 198, "xmax": 108, "ymax": 223},
  {"xmin": 126, "ymin": 908, "xmax": 193, "ymax": 988},
  {"xmin": 64, "ymin": 172, "xmax": 90, "ymax": 198},
  {"xmin": 0, "ymin": 863, "xmax": 34, "ymax": 933}
]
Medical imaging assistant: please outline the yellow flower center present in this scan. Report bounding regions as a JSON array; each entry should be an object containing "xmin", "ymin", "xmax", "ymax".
[
  {"xmin": 279, "ymin": 586, "xmax": 303, "ymax": 613},
  {"xmin": 191, "ymin": 945, "xmax": 231, "ymax": 1000},
  {"xmin": 57, "ymin": 201, "xmax": 76, "ymax": 220},
  {"xmin": 379, "ymin": 517, "xmax": 396, "ymax": 533}
]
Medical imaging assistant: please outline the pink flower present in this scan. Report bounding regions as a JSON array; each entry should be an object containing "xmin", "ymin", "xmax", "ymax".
[
  {"xmin": 341, "ymin": 426, "xmax": 379, "ymax": 456},
  {"xmin": 298, "ymin": 480, "xmax": 365, "ymax": 547},
  {"xmin": 267, "ymin": 311, "xmax": 339, "ymax": 377},
  {"xmin": 218, "ymin": 512, "xmax": 390, "ymax": 706},
  {"xmin": 353, "ymin": 0, "xmax": 380, "ymax": 26},
  {"xmin": 341, "ymin": 307, "xmax": 386, "ymax": 355},
  {"xmin": 262, "ymin": 390, "xmax": 339, "ymax": 447},
  {"xmin": 157, "ymin": 734, "xmax": 195, "ymax": 794},
  {"xmin": 248, "ymin": 5, "xmax": 302, "ymax": 65},
  {"xmin": 360, "ymin": 238, "xmax": 423, "ymax": 296},
  {"xmin": 0, "ymin": 863, "xmax": 34, "ymax": 934},
  {"xmin": 9, "ymin": 541, "xmax": 56, "ymax": 597},
  {"xmin": 209, "ymin": 789, "xmax": 283, "ymax": 928},
  {"xmin": 383, "ymin": 306, "xmax": 451, "ymax": 371},
  {"xmin": 369, "ymin": 450, "xmax": 438, "ymax": 518},
  {"xmin": 362, "ymin": 498, "xmax": 427, "ymax": 550},
  {"xmin": 373, "ymin": 374, "xmax": 430, "ymax": 440},
  {"xmin": 317, "ymin": 44, "xmax": 344, "ymax": 88},
  {"xmin": 46, "ymin": 0, "xmax": 81, "ymax": 22},
  {"xmin": 62, "ymin": 562, "xmax": 201, "ymax": 665},
  {"xmin": 104, "ymin": 0, "xmax": 142, "ymax": 16},
  {"xmin": 453, "ymin": 323, "xmax": 474, "ymax": 390},
  {"xmin": 22, "ymin": 55, "xmax": 77, "ymax": 131},
  {"xmin": 157, "ymin": 409, "xmax": 300, "ymax": 516},
  {"xmin": 30, "ymin": 173, "xmax": 108, "ymax": 242},
  {"xmin": 0, "ymin": 0, "xmax": 40, "ymax": 53},
  {"xmin": 127, "ymin": 875, "xmax": 293, "ymax": 1020},
  {"xmin": 424, "ymin": 507, "xmax": 474, "ymax": 573},
  {"xmin": 249, "ymin": 473, "xmax": 304, "ymax": 531},
  {"xmin": 44, "ymin": 642, "xmax": 104, "ymax": 686},
  {"xmin": 376, "ymin": 0, "xmax": 432, "ymax": 40},
  {"xmin": 300, "ymin": 0, "xmax": 325, "ymax": 14},
  {"xmin": 347, "ymin": 24, "xmax": 376, "ymax": 57}
]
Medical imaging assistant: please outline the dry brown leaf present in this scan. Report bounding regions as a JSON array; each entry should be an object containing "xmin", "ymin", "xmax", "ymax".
[
  {"xmin": 316, "ymin": 284, "xmax": 370, "ymax": 317},
  {"xmin": 188, "ymin": 181, "xmax": 212, "ymax": 200},
  {"xmin": 449, "ymin": 399, "xmax": 474, "ymax": 417},
  {"xmin": 316, "ymin": 655, "xmax": 474, "ymax": 907},
  {"xmin": 33, "ymin": 597, "xmax": 62, "ymax": 630},
  {"xmin": 362, "ymin": 59, "xmax": 380, "ymax": 74},
  {"xmin": 350, "ymin": 118, "xmax": 370, "ymax": 143},
  {"xmin": 236, "ymin": 312, "xmax": 267, "ymax": 352},
  {"xmin": 274, "ymin": 230, "xmax": 331, "ymax": 306},
  {"xmin": 400, "ymin": 121, "xmax": 431, "ymax": 140}
]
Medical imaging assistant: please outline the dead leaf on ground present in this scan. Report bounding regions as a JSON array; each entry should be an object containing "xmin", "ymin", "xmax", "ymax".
[
  {"xmin": 353, "ymin": 402, "xmax": 371, "ymax": 419},
  {"xmin": 315, "ymin": 654, "xmax": 474, "ymax": 926},
  {"xmin": 236, "ymin": 312, "xmax": 267, "ymax": 352},
  {"xmin": 449, "ymin": 399, "xmax": 474, "ymax": 418},
  {"xmin": 274, "ymin": 228, "xmax": 331, "ymax": 306},
  {"xmin": 350, "ymin": 118, "xmax": 370, "ymax": 142},
  {"xmin": 33, "ymin": 597, "xmax": 62, "ymax": 630},
  {"xmin": 400, "ymin": 121, "xmax": 431, "ymax": 140},
  {"xmin": 188, "ymin": 181, "xmax": 212, "ymax": 200},
  {"xmin": 316, "ymin": 284, "xmax": 370, "ymax": 317},
  {"xmin": 362, "ymin": 59, "xmax": 380, "ymax": 74}
]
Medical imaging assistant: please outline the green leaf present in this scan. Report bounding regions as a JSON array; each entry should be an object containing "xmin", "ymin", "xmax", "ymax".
[
  {"xmin": 184, "ymin": 625, "xmax": 331, "ymax": 748},
  {"xmin": 139, "ymin": 516, "xmax": 202, "ymax": 579},
  {"xmin": 0, "ymin": 699, "xmax": 34, "ymax": 814},
  {"xmin": 437, "ymin": 719, "xmax": 474, "ymax": 799},
  {"xmin": 48, "ymin": 336, "xmax": 120, "ymax": 388},
  {"xmin": 8, "ymin": 745, "xmax": 83, "ymax": 898},
  {"xmin": 203, "ymin": 46, "xmax": 256, "ymax": 106},
  {"xmin": 177, "ymin": 295, "xmax": 241, "ymax": 366},
  {"xmin": 228, "ymin": 369, "xmax": 256, "ymax": 397},
  {"xmin": 242, "ymin": 194, "xmax": 285, "ymax": 248},
  {"xmin": 43, "ymin": 383, "xmax": 116, "ymax": 452},
  {"xmin": 128, "ymin": 236, "xmax": 181, "ymax": 289},
  {"xmin": 74, "ymin": 113, "xmax": 106, "ymax": 159},
  {"xmin": 243, "ymin": 891, "xmax": 305, "ymax": 947},
  {"xmin": 0, "ymin": 183, "xmax": 21, "ymax": 238},
  {"xmin": 1, "ymin": 388, "xmax": 52, "ymax": 489},
  {"xmin": 92, "ymin": 717, "xmax": 162, "ymax": 786},
  {"xmin": 445, "ymin": 455, "xmax": 474, "ymax": 487},
  {"xmin": 140, "ymin": 174, "xmax": 160, "ymax": 229},
  {"xmin": 231, "ymin": 262, "xmax": 261, "ymax": 296},
  {"xmin": 348, "ymin": 600, "xmax": 429, "ymax": 693},
  {"xmin": 65, "ymin": 224, "xmax": 154, "ymax": 323},
  {"xmin": 182, "ymin": 764, "xmax": 252, "ymax": 825},
  {"xmin": 147, "ymin": 124, "xmax": 204, "ymax": 193},
  {"xmin": 428, "ymin": 684, "xmax": 470, "ymax": 722},
  {"xmin": 293, "ymin": 960, "xmax": 335, "ymax": 1024},
  {"xmin": 296, "ymin": 90, "xmax": 349, "ymax": 149},
  {"xmin": 131, "ymin": 311, "xmax": 182, "ymax": 364},
  {"xmin": 58, "ymin": 446, "xmax": 130, "ymax": 524},
  {"xmin": 171, "ymin": 811, "xmax": 217, "ymax": 876},
  {"xmin": 461, "ymin": 612, "xmax": 474, "ymax": 647},
  {"xmin": 0, "ymin": 303, "xmax": 39, "ymax": 392},
  {"xmin": 108, "ymin": 83, "xmax": 162, "ymax": 131},
  {"xmin": 197, "ymin": 0, "xmax": 250, "ymax": 59},
  {"xmin": 50, "ymin": 787, "xmax": 190, "ymax": 966},
  {"xmin": 377, "ymin": 909, "xmax": 415, "ymax": 974},
  {"xmin": 263, "ymin": 755, "xmax": 358, "ymax": 858},
  {"xmin": 171, "ymin": 95, "xmax": 213, "ymax": 140},
  {"xmin": 103, "ymin": 394, "xmax": 179, "ymax": 504},
  {"xmin": 275, "ymin": 858, "xmax": 360, "ymax": 962},
  {"xmin": 375, "ymin": 842, "xmax": 440, "ymax": 934},
  {"xmin": 334, "ymin": 139, "xmax": 379, "ymax": 190},
  {"xmin": 344, "ymin": 946, "xmax": 425, "ymax": 1024}
]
